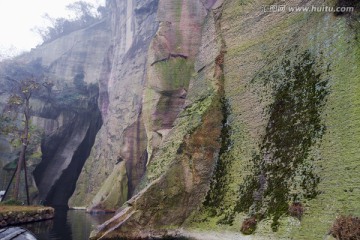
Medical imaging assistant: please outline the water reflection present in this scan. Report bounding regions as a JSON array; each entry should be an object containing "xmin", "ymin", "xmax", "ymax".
[{"xmin": 22, "ymin": 207, "xmax": 113, "ymax": 240}]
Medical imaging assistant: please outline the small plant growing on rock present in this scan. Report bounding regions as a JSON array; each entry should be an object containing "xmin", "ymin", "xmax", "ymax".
[
  {"xmin": 330, "ymin": 215, "xmax": 360, "ymax": 240},
  {"xmin": 240, "ymin": 216, "xmax": 257, "ymax": 235},
  {"xmin": 289, "ymin": 202, "xmax": 304, "ymax": 220}
]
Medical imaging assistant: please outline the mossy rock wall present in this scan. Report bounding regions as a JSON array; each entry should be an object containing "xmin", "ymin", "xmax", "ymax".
[
  {"xmin": 90, "ymin": 2, "xmax": 226, "ymax": 238},
  {"xmin": 190, "ymin": 0, "xmax": 360, "ymax": 239},
  {"xmin": 87, "ymin": 162, "xmax": 128, "ymax": 211}
]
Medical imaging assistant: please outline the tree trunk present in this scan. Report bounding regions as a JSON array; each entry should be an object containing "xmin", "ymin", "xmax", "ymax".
[
  {"xmin": 13, "ymin": 143, "xmax": 26, "ymax": 200},
  {"xmin": 13, "ymin": 98, "xmax": 30, "ymax": 201}
]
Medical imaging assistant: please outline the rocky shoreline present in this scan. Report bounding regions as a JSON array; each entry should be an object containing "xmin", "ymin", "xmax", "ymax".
[{"xmin": 0, "ymin": 206, "xmax": 54, "ymax": 227}]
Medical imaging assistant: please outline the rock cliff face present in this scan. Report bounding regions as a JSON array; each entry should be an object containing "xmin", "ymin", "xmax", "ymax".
[
  {"xmin": 91, "ymin": 0, "xmax": 360, "ymax": 239},
  {"xmin": 0, "ymin": 17, "xmax": 110, "ymax": 204},
  {"xmin": 1, "ymin": 0, "xmax": 360, "ymax": 239},
  {"xmin": 25, "ymin": 19, "xmax": 110, "ymax": 206},
  {"xmin": 69, "ymin": 0, "xmax": 159, "ymax": 210},
  {"xmin": 91, "ymin": 1, "xmax": 226, "ymax": 237}
]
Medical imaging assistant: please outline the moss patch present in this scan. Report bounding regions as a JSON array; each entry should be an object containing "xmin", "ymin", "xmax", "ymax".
[
  {"xmin": 142, "ymin": 93, "xmax": 215, "ymax": 186},
  {"xmin": 234, "ymin": 49, "xmax": 329, "ymax": 231},
  {"xmin": 155, "ymin": 58, "xmax": 194, "ymax": 91},
  {"xmin": 202, "ymin": 97, "xmax": 234, "ymax": 222},
  {"xmin": 0, "ymin": 205, "xmax": 54, "ymax": 227},
  {"xmin": 0, "ymin": 205, "xmax": 50, "ymax": 212}
]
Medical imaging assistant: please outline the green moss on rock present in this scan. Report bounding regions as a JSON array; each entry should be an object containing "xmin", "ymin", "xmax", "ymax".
[
  {"xmin": 202, "ymin": 97, "xmax": 234, "ymax": 221},
  {"xmin": 235, "ymin": 49, "xmax": 329, "ymax": 231},
  {"xmin": 156, "ymin": 58, "xmax": 194, "ymax": 91},
  {"xmin": 87, "ymin": 162, "xmax": 128, "ymax": 211}
]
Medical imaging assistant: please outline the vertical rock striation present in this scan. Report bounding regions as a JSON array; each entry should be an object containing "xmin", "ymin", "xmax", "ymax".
[
  {"xmin": 143, "ymin": 0, "xmax": 207, "ymax": 161},
  {"xmin": 34, "ymin": 103, "xmax": 102, "ymax": 206},
  {"xmin": 91, "ymin": 0, "xmax": 227, "ymax": 238},
  {"xmin": 2, "ymin": 0, "xmax": 360, "ymax": 239},
  {"xmin": 69, "ymin": 0, "xmax": 159, "ymax": 209},
  {"xmin": 1, "ymin": 16, "xmax": 112, "ymax": 205}
]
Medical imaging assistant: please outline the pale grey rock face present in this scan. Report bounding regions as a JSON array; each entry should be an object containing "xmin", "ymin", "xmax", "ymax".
[
  {"xmin": 27, "ymin": 18, "xmax": 112, "ymax": 206},
  {"xmin": 22, "ymin": 20, "xmax": 111, "ymax": 87},
  {"xmin": 0, "ymin": 9, "xmax": 111, "ymax": 205},
  {"xmin": 34, "ymin": 107, "xmax": 102, "ymax": 206},
  {"xmin": 0, "ymin": 0, "xmax": 159, "ymax": 207},
  {"xmin": 69, "ymin": 0, "xmax": 159, "ymax": 208}
]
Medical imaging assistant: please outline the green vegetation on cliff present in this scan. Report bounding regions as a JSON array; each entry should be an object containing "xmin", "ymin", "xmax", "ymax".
[
  {"xmin": 156, "ymin": 58, "xmax": 194, "ymax": 90},
  {"xmin": 190, "ymin": 1, "xmax": 360, "ymax": 239},
  {"xmin": 235, "ymin": 49, "xmax": 329, "ymax": 231}
]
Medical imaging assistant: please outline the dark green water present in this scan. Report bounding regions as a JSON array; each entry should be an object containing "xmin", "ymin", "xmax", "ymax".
[{"xmin": 21, "ymin": 207, "xmax": 113, "ymax": 240}]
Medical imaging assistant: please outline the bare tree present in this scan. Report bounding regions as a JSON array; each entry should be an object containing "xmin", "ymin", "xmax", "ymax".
[{"xmin": 6, "ymin": 77, "xmax": 40, "ymax": 201}]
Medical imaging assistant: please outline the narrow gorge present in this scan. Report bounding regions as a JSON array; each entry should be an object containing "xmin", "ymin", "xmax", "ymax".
[{"xmin": 1, "ymin": 0, "xmax": 360, "ymax": 239}]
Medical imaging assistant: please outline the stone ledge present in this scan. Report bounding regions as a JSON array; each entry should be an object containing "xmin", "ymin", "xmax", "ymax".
[{"xmin": 0, "ymin": 206, "xmax": 54, "ymax": 227}]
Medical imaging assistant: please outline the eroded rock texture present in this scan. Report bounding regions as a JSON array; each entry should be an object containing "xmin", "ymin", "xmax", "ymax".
[
  {"xmin": 91, "ymin": 0, "xmax": 226, "ymax": 238},
  {"xmin": 70, "ymin": 0, "xmax": 159, "ymax": 209},
  {"xmin": 0, "ymin": 16, "xmax": 111, "ymax": 205},
  {"xmin": 92, "ymin": 0, "xmax": 360, "ymax": 239},
  {"xmin": 2, "ymin": 0, "xmax": 360, "ymax": 239}
]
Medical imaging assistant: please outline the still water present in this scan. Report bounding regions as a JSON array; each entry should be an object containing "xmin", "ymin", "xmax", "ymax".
[{"xmin": 21, "ymin": 207, "xmax": 113, "ymax": 240}]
